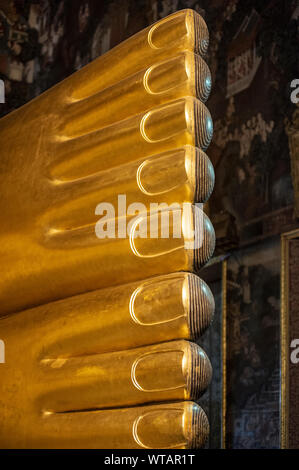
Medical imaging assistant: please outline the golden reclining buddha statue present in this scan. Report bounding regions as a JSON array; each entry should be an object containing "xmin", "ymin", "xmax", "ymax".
[{"xmin": 0, "ymin": 9, "xmax": 215, "ymax": 449}]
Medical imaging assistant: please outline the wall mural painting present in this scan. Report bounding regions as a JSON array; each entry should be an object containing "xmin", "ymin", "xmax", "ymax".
[
  {"xmin": 206, "ymin": 0, "xmax": 298, "ymax": 247},
  {"xmin": 226, "ymin": 238, "xmax": 281, "ymax": 449}
]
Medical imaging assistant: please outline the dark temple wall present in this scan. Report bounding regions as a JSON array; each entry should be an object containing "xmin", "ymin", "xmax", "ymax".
[{"xmin": 0, "ymin": 0, "xmax": 298, "ymax": 448}]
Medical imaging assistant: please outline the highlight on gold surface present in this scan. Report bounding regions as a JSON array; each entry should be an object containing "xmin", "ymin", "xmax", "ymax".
[
  {"xmin": 0, "ymin": 8, "xmax": 214, "ymax": 318},
  {"xmin": 66, "ymin": 51, "xmax": 211, "ymax": 137},
  {"xmin": 0, "ymin": 334, "xmax": 211, "ymax": 447},
  {"xmin": 0, "ymin": 8, "xmax": 215, "ymax": 449},
  {"xmin": 0, "ymin": 272, "xmax": 214, "ymax": 357},
  {"xmin": 0, "ymin": 400, "xmax": 209, "ymax": 449},
  {"xmin": 70, "ymin": 9, "xmax": 209, "ymax": 100},
  {"xmin": 0, "ymin": 196, "xmax": 215, "ymax": 316}
]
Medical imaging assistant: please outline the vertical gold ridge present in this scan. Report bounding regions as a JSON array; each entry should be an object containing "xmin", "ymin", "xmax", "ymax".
[
  {"xmin": 187, "ymin": 273, "xmax": 215, "ymax": 340},
  {"xmin": 194, "ymin": 148, "xmax": 215, "ymax": 203},
  {"xmin": 279, "ymin": 231, "xmax": 299, "ymax": 449},
  {"xmin": 193, "ymin": 100, "xmax": 213, "ymax": 151},
  {"xmin": 185, "ymin": 342, "xmax": 212, "ymax": 400},
  {"xmin": 194, "ymin": 54, "xmax": 212, "ymax": 103},
  {"xmin": 187, "ymin": 403, "xmax": 210, "ymax": 449},
  {"xmin": 192, "ymin": 10, "xmax": 209, "ymax": 57},
  {"xmin": 192, "ymin": 206, "xmax": 216, "ymax": 272}
]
